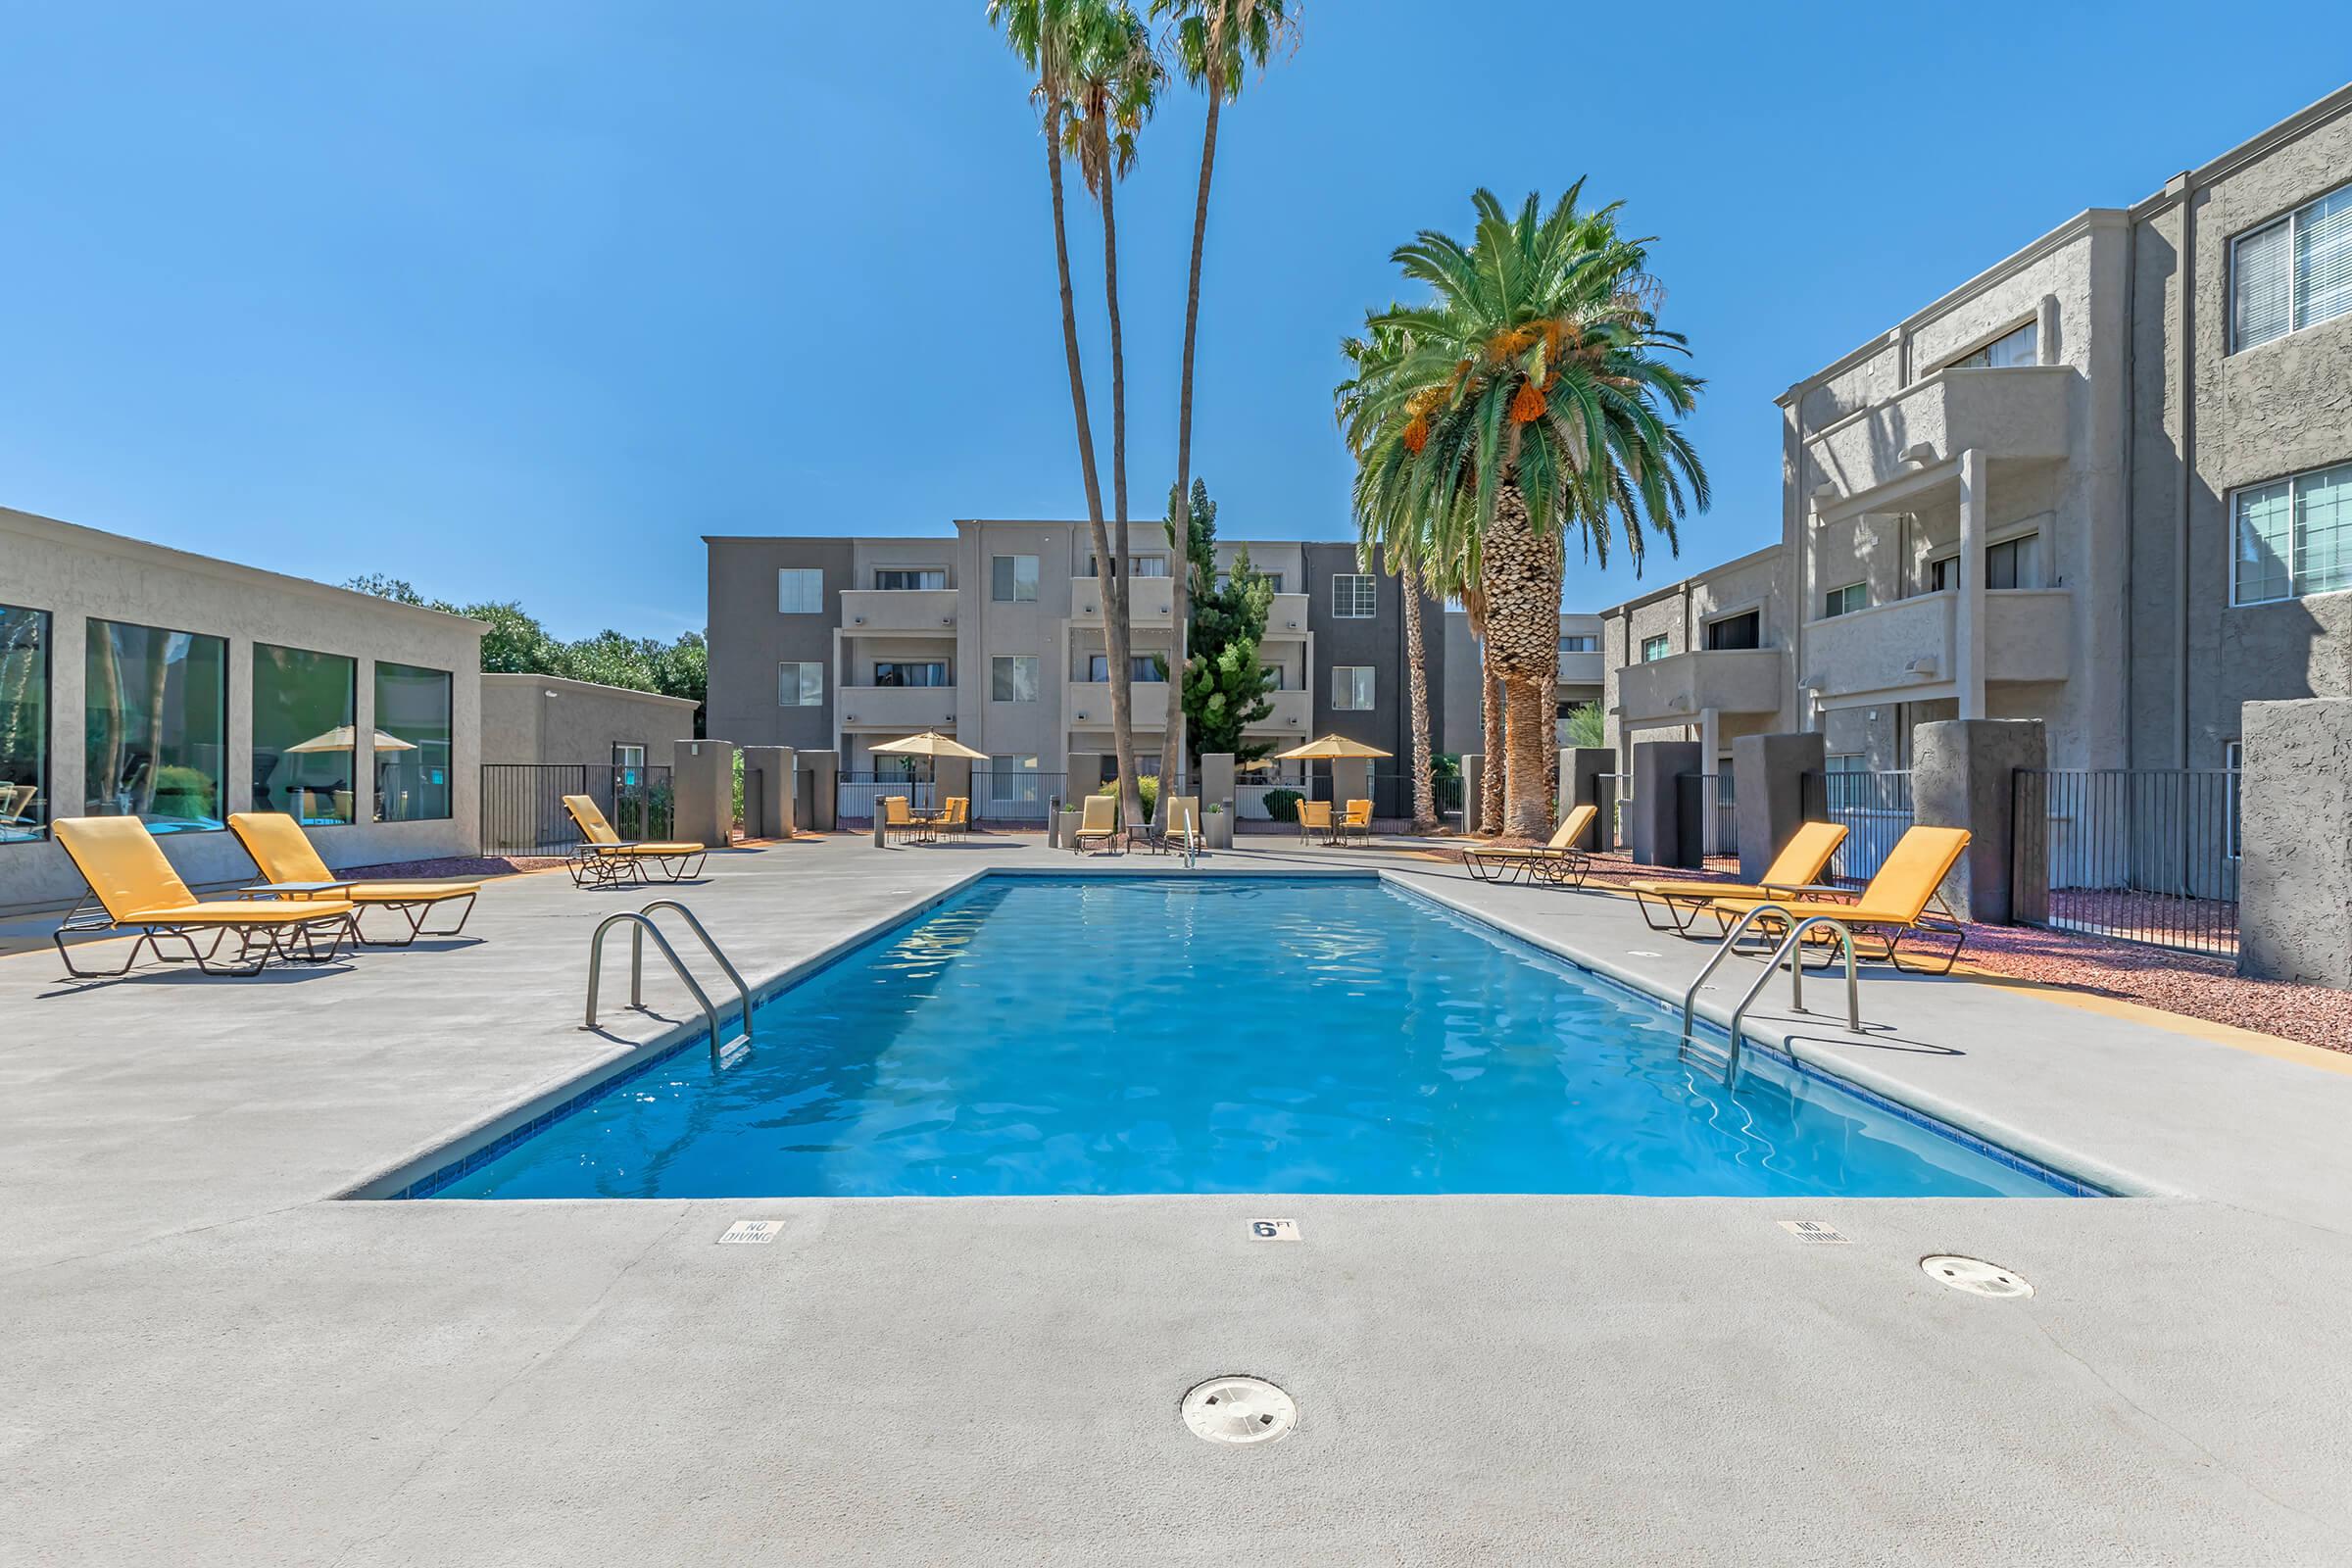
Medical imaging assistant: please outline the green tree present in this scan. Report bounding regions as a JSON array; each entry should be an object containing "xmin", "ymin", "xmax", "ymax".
[
  {"xmin": 1338, "ymin": 187, "xmax": 1708, "ymax": 835},
  {"xmin": 1149, "ymin": 0, "xmax": 1297, "ymax": 806},
  {"xmin": 1174, "ymin": 480, "xmax": 1275, "ymax": 763},
  {"xmin": 1562, "ymin": 700, "xmax": 1604, "ymax": 750}
]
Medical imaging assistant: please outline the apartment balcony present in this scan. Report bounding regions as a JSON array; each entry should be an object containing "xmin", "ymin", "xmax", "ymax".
[
  {"xmin": 839, "ymin": 588, "xmax": 958, "ymax": 635},
  {"xmin": 1801, "ymin": 588, "xmax": 2073, "ymax": 701},
  {"xmin": 1262, "ymin": 593, "xmax": 1311, "ymax": 639},
  {"xmin": 1072, "ymin": 577, "xmax": 1175, "ymax": 624},
  {"xmin": 1616, "ymin": 649, "xmax": 1783, "ymax": 725},
  {"xmin": 1248, "ymin": 689, "xmax": 1311, "ymax": 735},
  {"xmin": 1557, "ymin": 649, "xmax": 1605, "ymax": 686},
  {"xmin": 836, "ymin": 684, "xmax": 959, "ymax": 731},
  {"xmin": 1807, "ymin": 365, "xmax": 2073, "ymax": 506},
  {"xmin": 1066, "ymin": 678, "xmax": 1172, "ymax": 733}
]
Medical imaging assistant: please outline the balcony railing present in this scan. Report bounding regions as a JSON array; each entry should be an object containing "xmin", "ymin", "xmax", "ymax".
[
  {"xmin": 1072, "ymin": 577, "xmax": 1175, "ymax": 623},
  {"xmin": 839, "ymin": 588, "xmax": 958, "ymax": 634},
  {"xmin": 1557, "ymin": 649, "xmax": 1605, "ymax": 686},
  {"xmin": 836, "ymin": 684, "xmax": 958, "ymax": 730},
  {"xmin": 1802, "ymin": 588, "xmax": 2072, "ymax": 699},
  {"xmin": 1807, "ymin": 365, "xmax": 2073, "ymax": 502},
  {"xmin": 1615, "ymin": 648, "xmax": 1782, "ymax": 723}
]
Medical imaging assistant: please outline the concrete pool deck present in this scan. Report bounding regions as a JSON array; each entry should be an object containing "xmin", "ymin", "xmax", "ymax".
[{"xmin": 6, "ymin": 833, "xmax": 2350, "ymax": 1564}]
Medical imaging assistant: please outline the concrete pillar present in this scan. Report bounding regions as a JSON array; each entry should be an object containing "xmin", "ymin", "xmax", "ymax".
[
  {"xmin": 2239, "ymin": 699, "xmax": 2352, "ymax": 985},
  {"xmin": 740, "ymin": 746, "xmax": 796, "ymax": 839},
  {"xmin": 1462, "ymin": 754, "xmax": 1486, "ymax": 834},
  {"xmin": 1332, "ymin": 757, "xmax": 1372, "ymax": 809},
  {"xmin": 1699, "ymin": 707, "xmax": 1721, "ymax": 774},
  {"xmin": 798, "ymin": 750, "xmax": 839, "ymax": 832},
  {"xmin": 1064, "ymin": 751, "xmax": 1104, "ymax": 799},
  {"xmin": 1956, "ymin": 447, "xmax": 1988, "ymax": 720},
  {"xmin": 1563, "ymin": 748, "xmax": 1613, "ymax": 850},
  {"xmin": 1630, "ymin": 739, "xmax": 1701, "ymax": 868},
  {"xmin": 1199, "ymin": 753, "xmax": 1236, "ymax": 815},
  {"xmin": 935, "ymin": 756, "xmax": 972, "ymax": 808},
  {"xmin": 1733, "ymin": 731, "xmax": 1826, "ymax": 883},
  {"xmin": 673, "ymin": 739, "xmax": 735, "ymax": 850},
  {"xmin": 1911, "ymin": 717, "xmax": 2044, "ymax": 923}
]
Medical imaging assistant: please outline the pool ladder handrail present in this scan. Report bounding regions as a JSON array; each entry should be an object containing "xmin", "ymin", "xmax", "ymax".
[
  {"xmin": 1678, "ymin": 904, "xmax": 1861, "ymax": 1089},
  {"xmin": 585, "ymin": 900, "xmax": 754, "ymax": 1055}
]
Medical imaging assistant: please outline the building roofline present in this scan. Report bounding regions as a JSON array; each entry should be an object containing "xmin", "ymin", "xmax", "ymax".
[
  {"xmin": 2, "ymin": 505, "xmax": 488, "ymax": 637},
  {"xmin": 480, "ymin": 671, "xmax": 701, "ymax": 709},
  {"xmin": 1595, "ymin": 542, "xmax": 1785, "ymax": 618},
  {"xmin": 2129, "ymin": 80, "xmax": 2352, "ymax": 220}
]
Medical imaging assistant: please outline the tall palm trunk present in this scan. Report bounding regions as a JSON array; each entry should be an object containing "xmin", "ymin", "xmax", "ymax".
[
  {"xmin": 1480, "ymin": 480, "xmax": 1567, "ymax": 838},
  {"xmin": 1400, "ymin": 558, "xmax": 1435, "ymax": 832},
  {"xmin": 1042, "ymin": 104, "xmax": 1114, "ymax": 804},
  {"xmin": 1464, "ymin": 590, "xmax": 1504, "ymax": 836},
  {"xmin": 1098, "ymin": 163, "xmax": 1145, "ymax": 829},
  {"xmin": 1157, "ymin": 65, "xmax": 1221, "ymax": 811}
]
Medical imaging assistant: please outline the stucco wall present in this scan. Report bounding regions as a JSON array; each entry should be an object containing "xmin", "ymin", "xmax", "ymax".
[
  {"xmin": 0, "ymin": 507, "xmax": 484, "ymax": 910},
  {"xmin": 704, "ymin": 536, "xmax": 851, "ymax": 752},
  {"xmin": 478, "ymin": 674, "xmax": 696, "ymax": 770}
]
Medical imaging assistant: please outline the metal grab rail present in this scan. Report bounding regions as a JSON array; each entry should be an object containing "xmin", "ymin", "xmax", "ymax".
[
  {"xmin": 1679, "ymin": 904, "xmax": 1862, "ymax": 1088},
  {"xmin": 584, "ymin": 903, "xmax": 754, "ymax": 1054}
]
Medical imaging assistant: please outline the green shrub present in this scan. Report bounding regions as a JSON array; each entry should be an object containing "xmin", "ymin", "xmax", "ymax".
[
  {"xmin": 1094, "ymin": 775, "xmax": 1159, "ymax": 819},
  {"xmin": 1263, "ymin": 788, "xmax": 1301, "ymax": 824}
]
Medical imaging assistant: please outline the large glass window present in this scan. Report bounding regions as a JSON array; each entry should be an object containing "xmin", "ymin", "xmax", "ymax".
[
  {"xmin": 777, "ymin": 568, "xmax": 824, "ymax": 613},
  {"xmin": 1823, "ymin": 582, "xmax": 1869, "ymax": 618},
  {"xmin": 988, "ymin": 755, "xmax": 1042, "ymax": 804},
  {"xmin": 2233, "ymin": 181, "xmax": 2352, "ymax": 351},
  {"xmin": 84, "ymin": 619, "xmax": 227, "ymax": 832},
  {"xmin": 1087, "ymin": 654, "xmax": 1162, "ymax": 682},
  {"xmin": 992, "ymin": 556, "xmax": 1039, "ymax": 602},
  {"xmin": 1949, "ymin": 321, "xmax": 2037, "ymax": 369},
  {"xmin": 991, "ymin": 656, "xmax": 1039, "ymax": 702},
  {"xmin": 873, "ymin": 568, "xmax": 946, "ymax": 590},
  {"xmin": 1332, "ymin": 665, "xmax": 1375, "ymax": 710},
  {"xmin": 1332, "ymin": 573, "xmax": 1377, "ymax": 618},
  {"xmin": 252, "ymin": 644, "xmax": 357, "ymax": 824},
  {"xmin": 374, "ymin": 662, "xmax": 453, "ymax": 821},
  {"xmin": 1558, "ymin": 633, "xmax": 1600, "ymax": 653},
  {"xmin": 1702, "ymin": 612, "xmax": 1760, "ymax": 651},
  {"xmin": 0, "ymin": 605, "xmax": 48, "ymax": 843},
  {"xmin": 1642, "ymin": 634, "xmax": 1671, "ymax": 662},
  {"xmin": 779, "ymin": 662, "xmax": 824, "ymax": 706},
  {"xmin": 2235, "ymin": 460, "xmax": 2352, "ymax": 604},
  {"xmin": 873, "ymin": 661, "xmax": 951, "ymax": 688}
]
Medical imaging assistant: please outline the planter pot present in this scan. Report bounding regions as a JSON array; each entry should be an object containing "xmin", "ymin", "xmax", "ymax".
[{"xmin": 1206, "ymin": 808, "xmax": 1233, "ymax": 850}]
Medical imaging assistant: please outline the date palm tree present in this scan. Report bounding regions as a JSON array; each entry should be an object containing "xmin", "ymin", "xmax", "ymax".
[
  {"xmin": 1149, "ymin": 0, "xmax": 1295, "ymax": 808},
  {"xmin": 1344, "ymin": 188, "xmax": 1708, "ymax": 836}
]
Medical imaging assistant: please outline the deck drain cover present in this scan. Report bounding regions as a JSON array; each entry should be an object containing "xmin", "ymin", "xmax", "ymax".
[
  {"xmin": 1922, "ymin": 1254, "xmax": 2034, "ymax": 1298},
  {"xmin": 1182, "ymin": 1376, "xmax": 1297, "ymax": 1446}
]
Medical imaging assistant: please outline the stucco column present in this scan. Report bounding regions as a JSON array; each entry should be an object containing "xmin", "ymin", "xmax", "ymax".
[
  {"xmin": 1199, "ymin": 752, "xmax": 1235, "ymax": 815},
  {"xmin": 1912, "ymin": 717, "xmax": 2043, "ymax": 923},
  {"xmin": 1956, "ymin": 447, "xmax": 1988, "ymax": 720},
  {"xmin": 2238, "ymin": 699, "xmax": 2352, "ymax": 986},
  {"xmin": 1461, "ymin": 753, "xmax": 1485, "ymax": 834},
  {"xmin": 798, "ymin": 749, "xmax": 838, "ymax": 833},
  {"xmin": 1064, "ymin": 751, "xmax": 1103, "ymax": 799},
  {"xmin": 741, "ymin": 745, "xmax": 795, "ymax": 838},
  {"xmin": 1732, "ymin": 731, "xmax": 1826, "ymax": 883},
  {"xmin": 672, "ymin": 739, "xmax": 735, "ymax": 849},
  {"xmin": 935, "ymin": 756, "xmax": 972, "ymax": 809},
  {"xmin": 1331, "ymin": 757, "xmax": 1371, "ymax": 809},
  {"xmin": 1563, "ymin": 748, "xmax": 1613, "ymax": 850},
  {"xmin": 1630, "ymin": 739, "xmax": 1701, "ymax": 869}
]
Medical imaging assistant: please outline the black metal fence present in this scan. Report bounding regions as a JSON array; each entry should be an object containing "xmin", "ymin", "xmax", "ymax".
[
  {"xmin": 2013, "ymin": 767, "xmax": 2240, "ymax": 956},
  {"xmin": 481, "ymin": 763, "xmax": 587, "ymax": 854},
  {"xmin": 970, "ymin": 767, "xmax": 1064, "ymax": 825},
  {"xmin": 611, "ymin": 764, "xmax": 674, "ymax": 842},
  {"xmin": 1801, "ymin": 769, "xmax": 1914, "ymax": 885}
]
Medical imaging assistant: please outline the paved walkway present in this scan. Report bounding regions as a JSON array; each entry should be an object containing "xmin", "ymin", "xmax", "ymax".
[{"xmin": 6, "ymin": 833, "xmax": 2350, "ymax": 1565}]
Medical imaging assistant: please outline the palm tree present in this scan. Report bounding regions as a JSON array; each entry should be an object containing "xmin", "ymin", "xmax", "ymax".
[
  {"xmin": 1344, "ymin": 187, "xmax": 1708, "ymax": 836},
  {"xmin": 1057, "ymin": 1, "xmax": 1161, "ymax": 828},
  {"xmin": 1149, "ymin": 0, "xmax": 1295, "ymax": 809}
]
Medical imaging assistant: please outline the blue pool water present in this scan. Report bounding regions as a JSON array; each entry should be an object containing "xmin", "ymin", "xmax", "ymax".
[{"xmin": 422, "ymin": 876, "xmax": 2086, "ymax": 1200}]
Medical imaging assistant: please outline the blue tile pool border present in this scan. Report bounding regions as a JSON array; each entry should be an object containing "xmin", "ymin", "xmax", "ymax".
[{"xmin": 375, "ymin": 868, "xmax": 2108, "ymax": 1200}]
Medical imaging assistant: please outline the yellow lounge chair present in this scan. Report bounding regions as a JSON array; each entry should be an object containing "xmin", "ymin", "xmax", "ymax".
[
  {"xmin": 1297, "ymin": 800, "xmax": 1335, "ymax": 844},
  {"xmin": 1459, "ymin": 805, "xmax": 1598, "ymax": 887},
  {"xmin": 878, "ymin": 795, "xmax": 928, "ymax": 844},
  {"xmin": 1072, "ymin": 793, "xmax": 1121, "ymax": 854},
  {"xmin": 228, "ymin": 811, "xmax": 480, "ymax": 947},
  {"xmin": 51, "ymin": 816, "xmax": 357, "ymax": 979},
  {"xmin": 1628, "ymin": 820, "xmax": 1852, "ymax": 934},
  {"xmin": 1706, "ymin": 825, "xmax": 1973, "ymax": 974},
  {"xmin": 562, "ymin": 794, "xmax": 709, "ymax": 887},
  {"xmin": 1146, "ymin": 795, "xmax": 1200, "ymax": 856}
]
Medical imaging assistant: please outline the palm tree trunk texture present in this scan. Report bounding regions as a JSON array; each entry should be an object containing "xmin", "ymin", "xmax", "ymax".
[
  {"xmin": 1157, "ymin": 72, "xmax": 1221, "ymax": 811},
  {"xmin": 1401, "ymin": 560, "xmax": 1436, "ymax": 832},
  {"xmin": 1465, "ymin": 593, "xmax": 1504, "ymax": 835},
  {"xmin": 1479, "ymin": 481, "xmax": 1567, "ymax": 838},
  {"xmin": 1099, "ymin": 159, "xmax": 1145, "ymax": 830}
]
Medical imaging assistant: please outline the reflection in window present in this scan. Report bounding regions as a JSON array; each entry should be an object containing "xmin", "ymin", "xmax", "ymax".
[
  {"xmin": 0, "ymin": 606, "xmax": 48, "ymax": 842},
  {"xmin": 873, "ymin": 661, "xmax": 951, "ymax": 688},
  {"xmin": 375, "ymin": 662, "xmax": 453, "ymax": 821},
  {"xmin": 1332, "ymin": 665, "xmax": 1375, "ymax": 710},
  {"xmin": 84, "ymin": 619, "xmax": 227, "ymax": 832},
  {"xmin": 1950, "ymin": 321, "xmax": 2037, "ymax": 369},
  {"xmin": 254, "ymin": 644, "xmax": 358, "ymax": 824},
  {"xmin": 2234, "ymin": 461, "xmax": 2352, "ymax": 605}
]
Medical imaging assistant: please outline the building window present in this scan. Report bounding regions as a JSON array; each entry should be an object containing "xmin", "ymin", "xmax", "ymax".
[
  {"xmin": 990, "ymin": 656, "xmax": 1039, "ymax": 703},
  {"xmin": 2233, "ymin": 181, "xmax": 2352, "ymax": 351},
  {"xmin": 1261, "ymin": 665, "xmax": 1285, "ymax": 690},
  {"xmin": 1131, "ymin": 556, "xmax": 1168, "ymax": 578},
  {"xmin": 1332, "ymin": 665, "xmax": 1375, "ymax": 710},
  {"xmin": 612, "ymin": 744, "xmax": 646, "ymax": 788},
  {"xmin": 2234, "ymin": 460, "xmax": 2352, "ymax": 605},
  {"xmin": 1332, "ymin": 574, "xmax": 1377, "ymax": 618},
  {"xmin": 1642, "ymin": 634, "xmax": 1671, "ymax": 662},
  {"xmin": 1823, "ymin": 582, "xmax": 1868, "ymax": 618},
  {"xmin": 1949, "ymin": 320, "xmax": 2037, "ymax": 369},
  {"xmin": 988, "ymin": 755, "xmax": 1043, "ymax": 804},
  {"xmin": 873, "ymin": 568, "xmax": 946, "ymax": 591},
  {"xmin": 1558, "ymin": 633, "xmax": 1599, "ymax": 653},
  {"xmin": 1985, "ymin": 535, "xmax": 2037, "ymax": 590},
  {"xmin": 1087, "ymin": 654, "xmax": 1162, "ymax": 683},
  {"xmin": 374, "ymin": 662, "xmax": 453, "ymax": 822},
  {"xmin": 873, "ymin": 661, "xmax": 951, "ymax": 688},
  {"xmin": 1827, "ymin": 753, "xmax": 1867, "ymax": 773},
  {"xmin": 779, "ymin": 662, "xmax": 824, "ymax": 707},
  {"xmin": 991, "ymin": 555, "xmax": 1039, "ymax": 602},
  {"xmin": 777, "ymin": 568, "xmax": 823, "ymax": 613},
  {"xmin": 1702, "ymin": 611, "xmax": 1760, "ymax": 651},
  {"xmin": 253, "ymin": 644, "xmax": 358, "ymax": 824},
  {"xmin": 0, "ymin": 605, "xmax": 49, "ymax": 843},
  {"xmin": 83, "ymin": 619, "xmax": 227, "ymax": 832}
]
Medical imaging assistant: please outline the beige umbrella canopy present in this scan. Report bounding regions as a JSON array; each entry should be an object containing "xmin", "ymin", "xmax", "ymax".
[
  {"xmin": 868, "ymin": 730, "xmax": 989, "ymax": 760},
  {"xmin": 284, "ymin": 725, "xmax": 417, "ymax": 754},
  {"xmin": 1271, "ymin": 735, "xmax": 1393, "ymax": 760}
]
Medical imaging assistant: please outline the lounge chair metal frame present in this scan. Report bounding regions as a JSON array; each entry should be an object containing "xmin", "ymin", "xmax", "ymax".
[
  {"xmin": 1705, "ymin": 826, "xmax": 1973, "ymax": 976},
  {"xmin": 1071, "ymin": 795, "xmax": 1122, "ymax": 855},
  {"xmin": 227, "ymin": 811, "xmax": 481, "ymax": 948},
  {"xmin": 562, "ymin": 795, "xmax": 710, "ymax": 887},
  {"xmin": 1630, "ymin": 822, "xmax": 1853, "ymax": 934},
  {"xmin": 1459, "ymin": 806, "xmax": 1598, "ymax": 888},
  {"xmin": 52, "ymin": 892, "xmax": 356, "ymax": 978},
  {"xmin": 1722, "ymin": 891, "xmax": 1969, "ymax": 975}
]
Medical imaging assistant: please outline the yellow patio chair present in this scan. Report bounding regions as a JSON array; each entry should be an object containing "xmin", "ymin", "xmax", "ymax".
[
  {"xmin": 1296, "ymin": 800, "xmax": 1335, "ymax": 845},
  {"xmin": 1628, "ymin": 820, "xmax": 1851, "ymax": 934},
  {"xmin": 878, "ymin": 795, "xmax": 927, "ymax": 844},
  {"xmin": 1146, "ymin": 795, "xmax": 1200, "ymax": 856},
  {"xmin": 1705, "ymin": 825, "xmax": 1973, "ymax": 973},
  {"xmin": 1072, "ymin": 793, "xmax": 1121, "ymax": 855},
  {"xmin": 229, "ymin": 811, "xmax": 481, "ymax": 947},
  {"xmin": 50, "ymin": 816, "xmax": 357, "ymax": 979},
  {"xmin": 1459, "ymin": 805, "xmax": 1598, "ymax": 887},
  {"xmin": 562, "ymin": 794, "xmax": 708, "ymax": 887},
  {"xmin": 1336, "ymin": 799, "xmax": 1373, "ymax": 845},
  {"xmin": 937, "ymin": 796, "xmax": 971, "ymax": 837}
]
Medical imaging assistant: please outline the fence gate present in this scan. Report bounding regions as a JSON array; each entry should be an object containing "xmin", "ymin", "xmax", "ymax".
[
  {"xmin": 1801, "ymin": 769, "xmax": 1914, "ymax": 885},
  {"xmin": 481, "ymin": 763, "xmax": 588, "ymax": 855},
  {"xmin": 2013, "ymin": 768, "xmax": 2239, "ymax": 956}
]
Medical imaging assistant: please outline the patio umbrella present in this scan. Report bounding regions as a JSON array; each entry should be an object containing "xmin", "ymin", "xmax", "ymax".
[
  {"xmin": 867, "ymin": 730, "xmax": 989, "ymax": 760},
  {"xmin": 283, "ymin": 724, "xmax": 418, "ymax": 755},
  {"xmin": 1271, "ymin": 736, "xmax": 1392, "ymax": 818}
]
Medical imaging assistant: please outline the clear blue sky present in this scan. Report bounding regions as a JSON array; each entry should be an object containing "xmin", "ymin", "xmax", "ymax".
[{"xmin": 3, "ymin": 4, "xmax": 2342, "ymax": 640}]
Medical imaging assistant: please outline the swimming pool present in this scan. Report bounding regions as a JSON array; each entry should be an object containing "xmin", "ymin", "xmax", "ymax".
[{"xmin": 412, "ymin": 874, "xmax": 2090, "ymax": 1200}]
